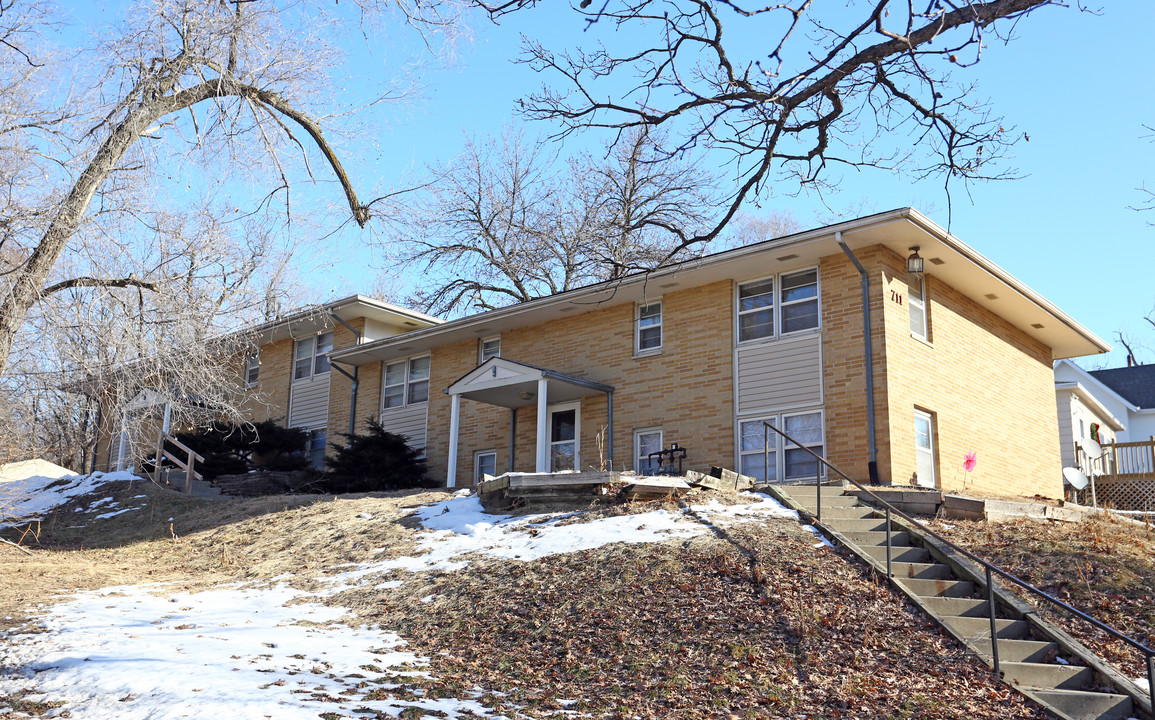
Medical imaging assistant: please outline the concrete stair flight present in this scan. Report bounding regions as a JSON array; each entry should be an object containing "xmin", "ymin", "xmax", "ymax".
[{"xmin": 771, "ymin": 482, "xmax": 1145, "ymax": 720}]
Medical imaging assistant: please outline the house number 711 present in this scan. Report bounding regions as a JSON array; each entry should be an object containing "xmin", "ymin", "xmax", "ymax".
[{"xmin": 890, "ymin": 290, "xmax": 904, "ymax": 305}]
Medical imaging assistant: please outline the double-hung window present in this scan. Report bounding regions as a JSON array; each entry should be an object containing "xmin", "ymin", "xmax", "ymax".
[
  {"xmin": 635, "ymin": 428, "xmax": 663, "ymax": 474},
  {"xmin": 244, "ymin": 353, "xmax": 260, "ymax": 387},
  {"xmin": 383, "ymin": 356, "xmax": 431, "ymax": 409},
  {"xmin": 294, "ymin": 332, "xmax": 333, "ymax": 380},
  {"xmin": 737, "ymin": 269, "xmax": 819, "ymax": 342},
  {"xmin": 909, "ymin": 276, "xmax": 928, "ymax": 340},
  {"xmin": 636, "ymin": 302, "xmax": 662, "ymax": 353},
  {"xmin": 738, "ymin": 410, "xmax": 824, "ymax": 484},
  {"xmin": 480, "ymin": 337, "xmax": 501, "ymax": 363}
]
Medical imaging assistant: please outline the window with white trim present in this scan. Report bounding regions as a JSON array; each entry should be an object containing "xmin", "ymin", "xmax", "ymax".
[
  {"xmin": 636, "ymin": 302, "xmax": 662, "ymax": 353},
  {"xmin": 909, "ymin": 276, "xmax": 928, "ymax": 340},
  {"xmin": 245, "ymin": 353, "xmax": 260, "ymax": 387},
  {"xmin": 383, "ymin": 355, "xmax": 431, "ymax": 409},
  {"xmin": 480, "ymin": 336, "xmax": 501, "ymax": 363},
  {"xmin": 474, "ymin": 450, "xmax": 497, "ymax": 483},
  {"xmin": 738, "ymin": 410, "xmax": 824, "ymax": 484},
  {"xmin": 635, "ymin": 428, "xmax": 663, "ymax": 475},
  {"xmin": 737, "ymin": 269, "xmax": 819, "ymax": 342},
  {"xmin": 294, "ymin": 332, "xmax": 333, "ymax": 380}
]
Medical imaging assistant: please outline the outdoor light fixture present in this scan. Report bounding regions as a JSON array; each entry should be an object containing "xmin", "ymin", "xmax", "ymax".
[
  {"xmin": 518, "ymin": 390, "xmax": 535, "ymax": 401},
  {"xmin": 906, "ymin": 246, "xmax": 924, "ymax": 274}
]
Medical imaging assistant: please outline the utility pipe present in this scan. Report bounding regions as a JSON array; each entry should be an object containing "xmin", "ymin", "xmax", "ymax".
[
  {"xmin": 836, "ymin": 232, "xmax": 880, "ymax": 485},
  {"xmin": 329, "ymin": 313, "xmax": 362, "ymax": 435}
]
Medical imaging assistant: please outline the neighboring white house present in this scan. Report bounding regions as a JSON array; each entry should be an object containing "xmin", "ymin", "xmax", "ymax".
[{"xmin": 1054, "ymin": 359, "xmax": 1155, "ymax": 471}]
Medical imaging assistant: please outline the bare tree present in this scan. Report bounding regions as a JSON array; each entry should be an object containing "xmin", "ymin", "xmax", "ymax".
[
  {"xmin": 0, "ymin": 0, "xmax": 467, "ymax": 464},
  {"xmin": 399, "ymin": 126, "xmax": 719, "ymax": 315},
  {"xmin": 0, "ymin": 0, "xmax": 467, "ymax": 379},
  {"xmin": 480, "ymin": 0, "xmax": 1062, "ymax": 258}
]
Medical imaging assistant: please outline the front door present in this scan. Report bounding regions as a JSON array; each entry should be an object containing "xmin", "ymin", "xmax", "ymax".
[
  {"xmin": 914, "ymin": 410, "xmax": 936, "ymax": 488},
  {"xmin": 548, "ymin": 403, "xmax": 579, "ymax": 472}
]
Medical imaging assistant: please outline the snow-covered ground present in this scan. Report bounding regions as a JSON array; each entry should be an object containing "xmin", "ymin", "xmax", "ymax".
[
  {"xmin": 0, "ymin": 479, "xmax": 800, "ymax": 718},
  {"xmin": 0, "ymin": 462, "xmax": 141, "ymax": 528}
]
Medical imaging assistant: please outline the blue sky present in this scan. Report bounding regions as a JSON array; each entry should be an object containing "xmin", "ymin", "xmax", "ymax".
[
  {"xmin": 317, "ymin": 1, "xmax": 1154, "ymax": 369},
  {"xmin": 64, "ymin": 2, "xmax": 1155, "ymax": 369}
]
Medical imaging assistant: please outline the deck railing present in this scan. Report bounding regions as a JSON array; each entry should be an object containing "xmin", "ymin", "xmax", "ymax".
[
  {"xmin": 1076, "ymin": 438, "xmax": 1155, "ymax": 511},
  {"xmin": 152, "ymin": 430, "xmax": 205, "ymax": 493},
  {"xmin": 765, "ymin": 421, "xmax": 1155, "ymax": 714}
]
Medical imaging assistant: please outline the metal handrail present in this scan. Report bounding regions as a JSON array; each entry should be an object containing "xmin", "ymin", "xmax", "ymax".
[{"xmin": 763, "ymin": 422, "xmax": 1155, "ymax": 710}]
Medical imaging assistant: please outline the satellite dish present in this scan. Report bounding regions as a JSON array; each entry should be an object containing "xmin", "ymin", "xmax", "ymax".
[
  {"xmin": 1080, "ymin": 438, "xmax": 1103, "ymax": 460},
  {"xmin": 1063, "ymin": 466, "xmax": 1090, "ymax": 491}
]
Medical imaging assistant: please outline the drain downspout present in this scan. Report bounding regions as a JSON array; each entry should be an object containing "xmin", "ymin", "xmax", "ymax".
[
  {"xmin": 836, "ymin": 233, "xmax": 880, "ymax": 485},
  {"xmin": 329, "ymin": 314, "xmax": 362, "ymax": 435}
]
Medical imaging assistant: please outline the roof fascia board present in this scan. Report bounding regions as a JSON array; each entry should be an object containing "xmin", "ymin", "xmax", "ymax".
[
  {"xmin": 904, "ymin": 210, "xmax": 1110, "ymax": 355},
  {"xmin": 1055, "ymin": 380, "xmax": 1126, "ymax": 430},
  {"xmin": 1055, "ymin": 359, "xmax": 1140, "ymax": 413}
]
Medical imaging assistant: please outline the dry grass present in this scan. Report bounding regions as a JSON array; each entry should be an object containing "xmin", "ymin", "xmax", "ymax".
[
  {"xmin": 1, "ymin": 481, "xmax": 1054, "ymax": 718},
  {"xmin": 929, "ymin": 512, "xmax": 1155, "ymax": 681}
]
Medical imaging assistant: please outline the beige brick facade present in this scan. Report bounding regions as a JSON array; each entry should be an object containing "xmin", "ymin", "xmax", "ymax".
[
  {"xmin": 90, "ymin": 217, "xmax": 1093, "ymax": 502},
  {"xmin": 423, "ymin": 281, "xmax": 736, "ymax": 484}
]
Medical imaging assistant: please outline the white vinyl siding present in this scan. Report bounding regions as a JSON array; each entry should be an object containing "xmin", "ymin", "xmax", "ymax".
[
  {"xmin": 736, "ymin": 334, "xmax": 822, "ymax": 414},
  {"xmin": 288, "ymin": 374, "xmax": 331, "ymax": 428},
  {"xmin": 379, "ymin": 403, "xmax": 429, "ymax": 456}
]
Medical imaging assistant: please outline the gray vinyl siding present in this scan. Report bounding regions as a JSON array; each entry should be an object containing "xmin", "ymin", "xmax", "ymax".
[
  {"xmin": 380, "ymin": 403, "xmax": 429, "ymax": 455},
  {"xmin": 288, "ymin": 374, "xmax": 331, "ymax": 428},
  {"xmin": 1056, "ymin": 392, "xmax": 1076, "ymax": 469},
  {"xmin": 736, "ymin": 334, "xmax": 823, "ymax": 415}
]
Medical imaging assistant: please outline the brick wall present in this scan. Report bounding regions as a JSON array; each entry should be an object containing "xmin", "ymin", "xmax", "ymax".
[
  {"xmin": 875, "ymin": 246, "xmax": 1060, "ymax": 497},
  {"xmin": 421, "ymin": 281, "xmax": 736, "ymax": 484}
]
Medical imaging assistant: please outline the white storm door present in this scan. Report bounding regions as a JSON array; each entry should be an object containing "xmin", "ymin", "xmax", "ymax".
[
  {"xmin": 914, "ymin": 411, "xmax": 937, "ymax": 488},
  {"xmin": 548, "ymin": 402, "xmax": 580, "ymax": 472}
]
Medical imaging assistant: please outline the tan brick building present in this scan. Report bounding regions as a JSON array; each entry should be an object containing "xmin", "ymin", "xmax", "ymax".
[{"xmin": 94, "ymin": 208, "xmax": 1109, "ymax": 499}]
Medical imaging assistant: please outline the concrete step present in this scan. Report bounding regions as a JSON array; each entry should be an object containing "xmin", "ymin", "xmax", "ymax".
[
  {"xmin": 889, "ymin": 561, "xmax": 954, "ymax": 580},
  {"xmin": 822, "ymin": 517, "xmax": 891, "ymax": 533},
  {"xmin": 1003, "ymin": 662, "xmax": 1093, "ymax": 691},
  {"xmin": 808, "ymin": 505, "xmax": 877, "ymax": 520},
  {"xmin": 843, "ymin": 530, "xmax": 911, "ymax": 547},
  {"xmin": 943, "ymin": 616, "xmax": 1030, "ymax": 640},
  {"xmin": 1022, "ymin": 689, "xmax": 1133, "ymax": 720},
  {"xmin": 922, "ymin": 597, "xmax": 1008, "ymax": 619},
  {"xmin": 970, "ymin": 639, "xmax": 1059, "ymax": 664},
  {"xmin": 895, "ymin": 577, "xmax": 976, "ymax": 598},
  {"xmin": 859, "ymin": 545, "xmax": 931, "ymax": 564}
]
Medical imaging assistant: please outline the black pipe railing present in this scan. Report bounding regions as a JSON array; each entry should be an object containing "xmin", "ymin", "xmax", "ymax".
[{"xmin": 763, "ymin": 422, "xmax": 1155, "ymax": 711}]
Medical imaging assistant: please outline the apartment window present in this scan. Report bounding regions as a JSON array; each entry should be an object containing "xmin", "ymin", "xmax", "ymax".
[
  {"xmin": 294, "ymin": 331, "xmax": 333, "ymax": 380},
  {"xmin": 737, "ymin": 277, "xmax": 775, "ymax": 341},
  {"xmin": 635, "ymin": 428, "xmax": 663, "ymax": 475},
  {"xmin": 383, "ymin": 356, "xmax": 431, "ymax": 409},
  {"xmin": 737, "ymin": 268, "xmax": 819, "ymax": 342},
  {"xmin": 244, "ymin": 353, "xmax": 260, "ymax": 387},
  {"xmin": 307, "ymin": 430, "xmax": 327, "ymax": 470},
  {"xmin": 480, "ymin": 336, "xmax": 501, "ymax": 363},
  {"xmin": 738, "ymin": 410, "xmax": 824, "ymax": 484},
  {"xmin": 636, "ymin": 302, "xmax": 662, "ymax": 353},
  {"xmin": 474, "ymin": 450, "xmax": 497, "ymax": 483},
  {"xmin": 909, "ymin": 276, "xmax": 928, "ymax": 340}
]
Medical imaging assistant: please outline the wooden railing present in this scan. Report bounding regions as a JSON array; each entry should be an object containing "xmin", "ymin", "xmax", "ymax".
[
  {"xmin": 1102, "ymin": 438, "xmax": 1155, "ymax": 479},
  {"xmin": 153, "ymin": 430, "xmax": 205, "ymax": 493}
]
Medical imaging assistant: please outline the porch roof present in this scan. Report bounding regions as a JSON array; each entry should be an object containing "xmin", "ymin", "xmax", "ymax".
[{"xmin": 445, "ymin": 357, "xmax": 614, "ymax": 409}]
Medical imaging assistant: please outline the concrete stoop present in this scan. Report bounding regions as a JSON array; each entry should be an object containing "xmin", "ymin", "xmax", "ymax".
[{"xmin": 766, "ymin": 482, "xmax": 1151, "ymax": 720}]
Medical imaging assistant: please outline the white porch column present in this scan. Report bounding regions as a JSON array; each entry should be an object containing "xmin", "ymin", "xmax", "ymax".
[
  {"xmin": 447, "ymin": 393, "xmax": 461, "ymax": 487},
  {"xmin": 535, "ymin": 377, "xmax": 549, "ymax": 472}
]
